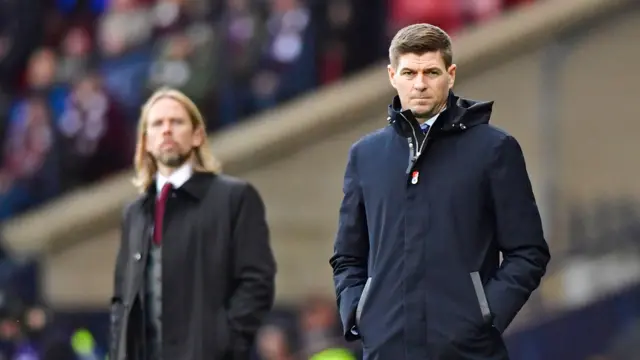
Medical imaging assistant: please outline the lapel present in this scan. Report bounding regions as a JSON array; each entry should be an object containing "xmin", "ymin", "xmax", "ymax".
[
  {"xmin": 127, "ymin": 172, "xmax": 214, "ymax": 283},
  {"xmin": 177, "ymin": 171, "xmax": 215, "ymax": 200},
  {"xmin": 136, "ymin": 192, "xmax": 154, "ymax": 258}
]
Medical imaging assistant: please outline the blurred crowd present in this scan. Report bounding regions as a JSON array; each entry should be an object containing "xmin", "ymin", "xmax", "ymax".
[
  {"xmin": 0, "ymin": 0, "xmax": 535, "ymax": 222},
  {"xmin": 255, "ymin": 294, "xmax": 360, "ymax": 360},
  {"xmin": 0, "ymin": 294, "xmax": 84, "ymax": 360}
]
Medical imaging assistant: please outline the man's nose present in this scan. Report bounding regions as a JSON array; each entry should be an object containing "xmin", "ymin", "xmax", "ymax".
[
  {"xmin": 413, "ymin": 74, "xmax": 427, "ymax": 90},
  {"xmin": 161, "ymin": 121, "xmax": 172, "ymax": 134}
]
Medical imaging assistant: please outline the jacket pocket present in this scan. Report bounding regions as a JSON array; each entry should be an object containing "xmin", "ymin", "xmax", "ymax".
[
  {"xmin": 469, "ymin": 272, "xmax": 492, "ymax": 324},
  {"xmin": 355, "ymin": 277, "xmax": 372, "ymax": 326}
]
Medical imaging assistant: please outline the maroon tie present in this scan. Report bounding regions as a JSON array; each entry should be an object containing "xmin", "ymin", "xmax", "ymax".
[{"xmin": 153, "ymin": 183, "xmax": 172, "ymax": 245}]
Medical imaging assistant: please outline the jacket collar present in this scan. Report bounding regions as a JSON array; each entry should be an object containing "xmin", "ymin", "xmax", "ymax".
[
  {"xmin": 141, "ymin": 171, "xmax": 214, "ymax": 207},
  {"xmin": 156, "ymin": 163, "xmax": 193, "ymax": 194},
  {"xmin": 387, "ymin": 90, "xmax": 494, "ymax": 138}
]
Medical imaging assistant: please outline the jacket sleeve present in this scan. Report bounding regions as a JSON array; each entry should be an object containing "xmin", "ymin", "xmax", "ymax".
[
  {"xmin": 485, "ymin": 135, "xmax": 551, "ymax": 333},
  {"xmin": 329, "ymin": 144, "xmax": 369, "ymax": 341},
  {"xmin": 227, "ymin": 183, "xmax": 276, "ymax": 356}
]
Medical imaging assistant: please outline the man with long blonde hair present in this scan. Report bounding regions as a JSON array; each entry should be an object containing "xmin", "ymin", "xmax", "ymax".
[{"xmin": 110, "ymin": 88, "xmax": 276, "ymax": 360}]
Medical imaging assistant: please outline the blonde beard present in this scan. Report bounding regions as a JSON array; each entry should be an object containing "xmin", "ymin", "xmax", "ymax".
[{"xmin": 156, "ymin": 148, "xmax": 193, "ymax": 168}]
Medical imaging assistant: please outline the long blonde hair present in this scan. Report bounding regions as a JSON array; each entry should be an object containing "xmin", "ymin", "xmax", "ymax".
[{"xmin": 132, "ymin": 87, "xmax": 222, "ymax": 193}]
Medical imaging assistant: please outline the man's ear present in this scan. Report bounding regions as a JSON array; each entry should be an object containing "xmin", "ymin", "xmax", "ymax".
[
  {"xmin": 387, "ymin": 64, "xmax": 397, "ymax": 90},
  {"xmin": 447, "ymin": 64, "xmax": 457, "ymax": 89}
]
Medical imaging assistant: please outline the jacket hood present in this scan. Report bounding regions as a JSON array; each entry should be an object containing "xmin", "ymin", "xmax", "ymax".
[{"xmin": 388, "ymin": 90, "xmax": 494, "ymax": 138}]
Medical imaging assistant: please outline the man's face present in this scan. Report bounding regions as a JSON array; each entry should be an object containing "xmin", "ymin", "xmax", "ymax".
[
  {"xmin": 145, "ymin": 97, "xmax": 203, "ymax": 169},
  {"xmin": 388, "ymin": 51, "xmax": 456, "ymax": 120}
]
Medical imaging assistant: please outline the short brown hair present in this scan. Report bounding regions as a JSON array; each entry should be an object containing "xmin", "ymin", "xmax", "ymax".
[{"xmin": 389, "ymin": 23, "xmax": 453, "ymax": 69}]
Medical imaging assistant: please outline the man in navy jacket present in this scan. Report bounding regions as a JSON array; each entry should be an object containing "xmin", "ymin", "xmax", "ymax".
[{"xmin": 330, "ymin": 23, "xmax": 550, "ymax": 360}]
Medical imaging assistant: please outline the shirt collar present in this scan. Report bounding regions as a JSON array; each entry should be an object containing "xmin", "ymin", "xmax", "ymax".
[
  {"xmin": 156, "ymin": 162, "xmax": 193, "ymax": 193},
  {"xmin": 418, "ymin": 109, "xmax": 445, "ymax": 132},
  {"xmin": 424, "ymin": 111, "xmax": 441, "ymax": 127},
  {"xmin": 402, "ymin": 108, "xmax": 445, "ymax": 129}
]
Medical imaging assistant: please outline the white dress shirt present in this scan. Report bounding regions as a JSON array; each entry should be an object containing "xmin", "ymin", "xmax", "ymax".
[
  {"xmin": 156, "ymin": 162, "xmax": 193, "ymax": 194},
  {"xmin": 424, "ymin": 111, "xmax": 440, "ymax": 127}
]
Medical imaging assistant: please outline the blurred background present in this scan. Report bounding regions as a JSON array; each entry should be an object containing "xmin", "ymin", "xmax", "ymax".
[{"xmin": 0, "ymin": 0, "xmax": 638, "ymax": 358}]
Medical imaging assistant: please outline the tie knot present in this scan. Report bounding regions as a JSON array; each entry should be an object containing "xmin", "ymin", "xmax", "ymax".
[{"xmin": 421, "ymin": 123, "xmax": 430, "ymax": 134}]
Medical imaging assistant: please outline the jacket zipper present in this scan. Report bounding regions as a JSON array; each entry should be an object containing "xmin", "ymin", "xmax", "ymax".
[
  {"xmin": 400, "ymin": 112, "xmax": 434, "ymax": 173},
  {"xmin": 406, "ymin": 138, "xmax": 414, "ymax": 173},
  {"xmin": 418, "ymin": 124, "xmax": 433, "ymax": 157}
]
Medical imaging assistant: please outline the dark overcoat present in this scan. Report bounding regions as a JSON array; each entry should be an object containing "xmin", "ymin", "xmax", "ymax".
[
  {"xmin": 330, "ymin": 92, "xmax": 551, "ymax": 360},
  {"xmin": 110, "ymin": 172, "xmax": 276, "ymax": 360}
]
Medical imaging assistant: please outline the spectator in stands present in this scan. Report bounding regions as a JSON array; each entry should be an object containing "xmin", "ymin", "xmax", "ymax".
[
  {"xmin": 0, "ymin": 95, "xmax": 60, "ymax": 221},
  {"xmin": 151, "ymin": 0, "xmax": 192, "ymax": 37},
  {"xmin": 0, "ymin": 0, "xmax": 44, "ymax": 89},
  {"xmin": 298, "ymin": 294, "xmax": 357, "ymax": 359},
  {"xmin": 147, "ymin": 18, "xmax": 220, "ymax": 129},
  {"xmin": 22, "ymin": 305, "xmax": 47, "ymax": 338},
  {"xmin": 24, "ymin": 304, "xmax": 78, "ymax": 360},
  {"xmin": 256, "ymin": 324, "xmax": 296, "ymax": 360},
  {"xmin": 0, "ymin": 320, "xmax": 22, "ymax": 359},
  {"xmin": 316, "ymin": 0, "xmax": 354, "ymax": 84},
  {"xmin": 217, "ymin": 0, "xmax": 267, "ymax": 127},
  {"xmin": 315, "ymin": 0, "xmax": 387, "ymax": 85},
  {"xmin": 97, "ymin": 0, "xmax": 154, "ymax": 117},
  {"xmin": 21, "ymin": 47, "xmax": 69, "ymax": 117},
  {"xmin": 56, "ymin": 72, "xmax": 131, "ymax": 189},
  {"xmin": 0, "ymin": 289, "xmax": 26, "ymax": 358},
  {"xmin": 57, "ymin": 26, "xmax": 94, "ymax": 85},
  {"xmin": 250, "ymin": 0, "xmax": 316, "ymax": 112},
  {"xmin": 0, "ymin": 300, "xmax": 78, "ymax": 360}
]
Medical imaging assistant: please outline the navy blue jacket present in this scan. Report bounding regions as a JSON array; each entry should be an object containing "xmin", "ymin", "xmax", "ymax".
[{"xmin": 330, "ymin": 92, "xmax": 550, "ymax": 360}]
